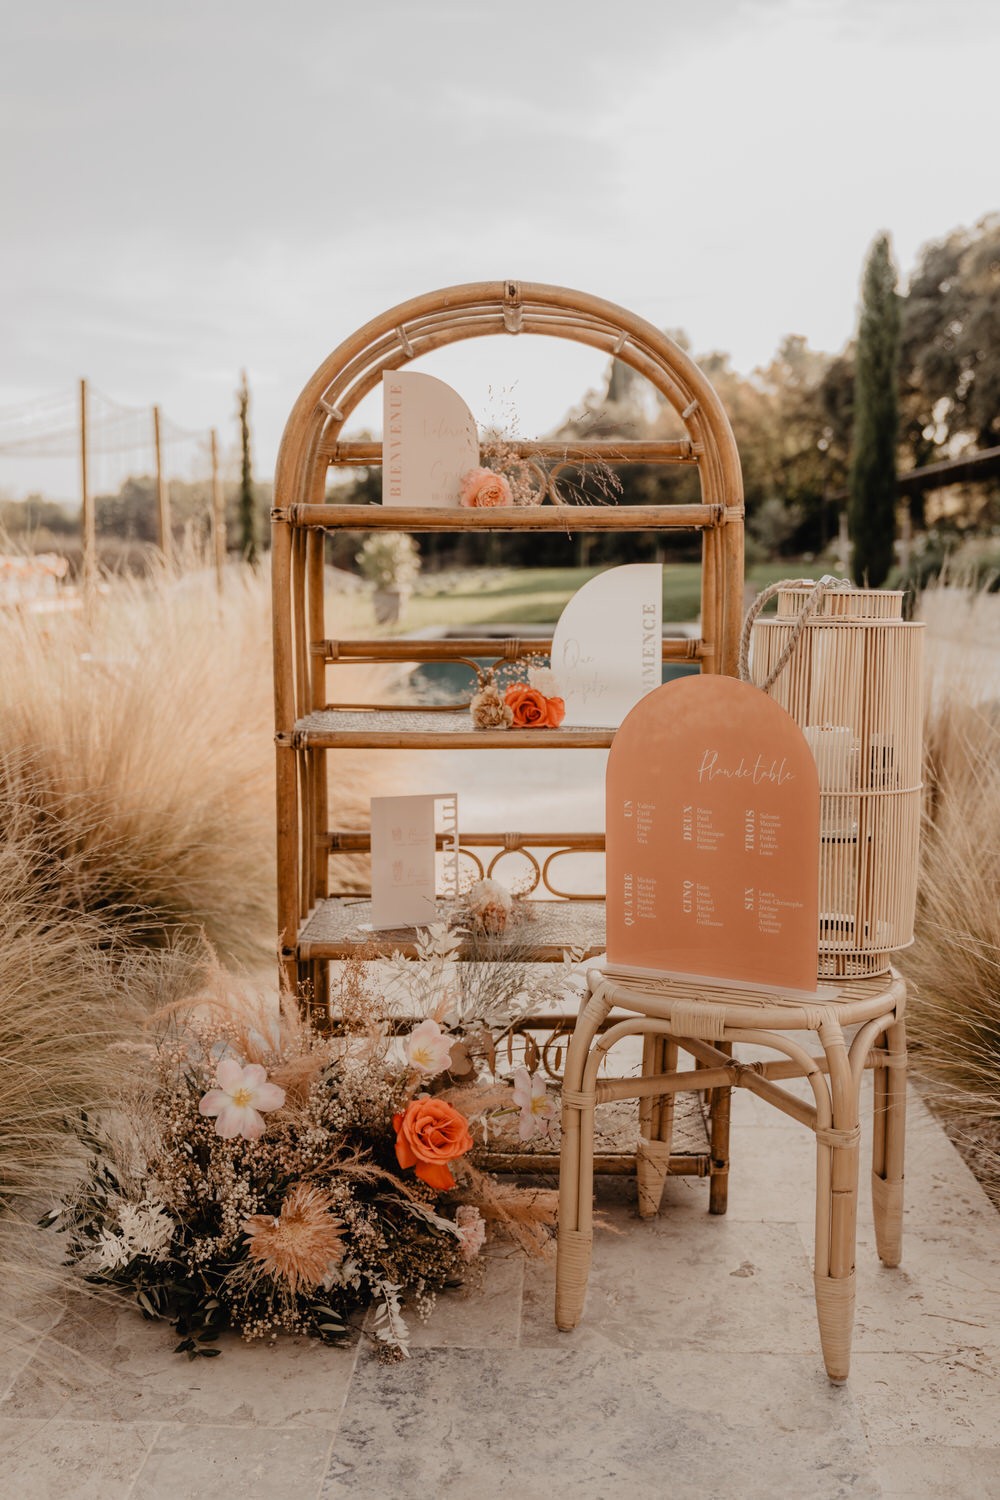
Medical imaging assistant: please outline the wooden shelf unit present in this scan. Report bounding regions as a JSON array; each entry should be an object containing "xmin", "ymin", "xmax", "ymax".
[{"xmin": 271, "ymin": 280, "xmax": 745, "ymax": 1020}]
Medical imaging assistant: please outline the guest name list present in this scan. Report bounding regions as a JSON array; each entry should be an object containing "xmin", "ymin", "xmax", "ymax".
[{"xmin": 606, "ymin": 676, "xmax": 821, "ymax": 992}]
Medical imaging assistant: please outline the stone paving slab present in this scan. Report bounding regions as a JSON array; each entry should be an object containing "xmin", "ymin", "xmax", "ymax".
[
  {"xmin": 323, "ymin": 1346, "xmax": 879, "ymax": 1500},
  {"xmin": 0, "ymin": 1075, "xmax": 997, "ymax": 1498}
]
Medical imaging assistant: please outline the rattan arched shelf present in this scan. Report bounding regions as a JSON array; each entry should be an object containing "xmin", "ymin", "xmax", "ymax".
[{"xmin": 271, "ymin": 280, "xmax": 745, "ymax": 1015}]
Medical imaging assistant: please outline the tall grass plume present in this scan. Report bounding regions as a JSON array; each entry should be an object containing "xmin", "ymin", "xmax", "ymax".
[
  {"xmin": 903, "ymin": 584, "xmax": 1000, "ymax": 1205},
  {"xmin": 0, "ymin": 560, "xmax": 390, "ymax": 965}
]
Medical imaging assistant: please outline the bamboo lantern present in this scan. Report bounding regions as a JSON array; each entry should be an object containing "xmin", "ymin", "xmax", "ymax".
[{"xmin": 747, "ymin": 582, "xmax": 923, "ymax": 978}]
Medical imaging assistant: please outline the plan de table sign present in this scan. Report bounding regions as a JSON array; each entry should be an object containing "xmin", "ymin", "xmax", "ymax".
[{"xmin": 606, "ymin": 675, "xmax": 822, "ymax": 994}]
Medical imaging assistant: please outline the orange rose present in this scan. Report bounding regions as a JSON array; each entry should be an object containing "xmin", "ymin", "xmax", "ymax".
[
  {"xmin": 393, "ymin": 1097, "xmax": 474, "ymax": 1191},
  {"xmin": 505, "ymin": 684, "xmax": 566, "ymax": 729},
  {"xmin": 459, "ymin": 468, "xmax": 513, "ymax": 508}
]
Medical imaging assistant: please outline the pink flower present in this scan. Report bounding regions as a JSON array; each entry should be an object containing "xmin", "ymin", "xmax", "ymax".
[
  {"xmin": 511, "ymin": 1066, "xmax": 557, "ymax": 1142},
  {"xmin": 460, "ymin": 468, "xmax": 513, "ymax": 508},
  {"xmin": 198, "ymin": 1059, "xmax": 285, "ymax": 1141},
  {"xmin": 455, "ymin": 1204, "xmax": 486, "ymax": 1262},
  {"xmin": 404, "ymin": 1018, "xmax": 453, "ymax": 1077}
]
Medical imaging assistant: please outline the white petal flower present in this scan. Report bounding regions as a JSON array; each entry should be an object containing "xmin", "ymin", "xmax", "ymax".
[
  {"xmin": 404, "ymin": 1018, "xmax": 453, "ymax": 1076},
  {"xmin": 198, "ymin": 1058, "xmax": 286, "ymax": 1141},
  {"xmin": 528, "ymin": 665, "xmax": 560, "ymax": 697},
  {"xmin": 511, "ymin": 1066, "xmax": 557, "ymax": 1141}
]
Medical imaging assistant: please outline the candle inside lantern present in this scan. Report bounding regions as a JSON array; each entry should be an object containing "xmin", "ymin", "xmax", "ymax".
[{"xmin": 803, "ymin": 725, "xmax": 853, "ymax": 791}]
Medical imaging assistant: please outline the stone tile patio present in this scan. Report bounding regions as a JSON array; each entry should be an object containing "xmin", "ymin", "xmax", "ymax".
[{"xmin": 2, "ymin": 1078, "xmax": 998, "ymax": 1499}]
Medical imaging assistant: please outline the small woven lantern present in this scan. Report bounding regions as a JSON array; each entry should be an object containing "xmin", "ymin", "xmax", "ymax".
[{"xmin": 745, "ymin": 581, "xmax": 923, "ymax": 978}]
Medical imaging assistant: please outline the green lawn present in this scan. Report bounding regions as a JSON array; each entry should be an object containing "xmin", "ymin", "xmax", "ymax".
[{"xmin": 333, "ymin": 559, "xmax": 832, "ymax": 634}]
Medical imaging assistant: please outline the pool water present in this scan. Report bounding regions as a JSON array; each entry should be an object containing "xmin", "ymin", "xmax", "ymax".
[{"xmin": 407, "ymin": 657, "xmax": 699, "ymax": 705}]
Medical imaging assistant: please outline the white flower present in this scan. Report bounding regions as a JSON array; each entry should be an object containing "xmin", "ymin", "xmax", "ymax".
[
  {"xmin": 511, "ymin": 1066, "xmax": 557, "ymax": 1141},
  {"xmin": 96, "ymin": 1229, "xmax": 131, "ymax": 1271},
  {"xmin": 117, "ymin": 1200, "xmax": 175, "ymax": 1258},
  {"xmin": 454, "ymin": 1204, "xmax": 486, "ymax": 1262},
  {"xmin": 95, "ymin": 1197, "xmax": 175, "ymax": 1270},
  {"xmin": 322, "ymin": 1256, "xmax": 362, "ymax": 1292},
  {"xmin": 404, "ymin": 1018, "xmax": 453, "ymax": 1076},
  {"xmin": 528, "ymin": 665, "xmax": 560, "ymax": 697},
  {"xmin": 198, "ymin": 1059, "xmax": 286, "ymax": 1140}
]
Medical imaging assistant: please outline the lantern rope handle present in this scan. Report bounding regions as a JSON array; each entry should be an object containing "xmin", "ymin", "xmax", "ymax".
[{"xmin": 739, "ymin": 575, "xmax": 853, "ymax": 691}]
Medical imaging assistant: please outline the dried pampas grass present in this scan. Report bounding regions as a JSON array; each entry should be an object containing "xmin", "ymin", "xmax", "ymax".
[
  {"xmin": 0, "ymin": 559, "xmax": 399, "ymax": 966},
  {"xmin": 902, "ymin": 590, "xmax": 1000, "ymax": 1206}
]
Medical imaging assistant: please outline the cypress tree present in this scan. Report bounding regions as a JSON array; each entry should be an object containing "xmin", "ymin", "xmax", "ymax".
[
  {"xmin": 237, "ymin": 370, "xmax": 257, "ymax": 566},
  {"xmin": 848, "ymin": 234, "xmax": 900, "ymax": 586}
]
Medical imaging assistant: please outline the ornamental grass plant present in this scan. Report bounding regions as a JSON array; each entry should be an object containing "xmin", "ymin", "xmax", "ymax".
[
  {"xmin": 903, "ymin": 584, "xmax": 1000, "ymax": 1206},
  {"xmin": 0, "ymin": 559, "xmax": 389, "ymax": 966},
  {"xmin": 0, "ymin": 830, "xmax": 207, "ymax": 1352},
  {"xmin": 0, "ymin": 563, "xmax": 278, "ymax": 964}
]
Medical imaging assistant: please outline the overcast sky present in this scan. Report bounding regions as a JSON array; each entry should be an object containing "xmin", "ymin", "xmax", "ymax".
[{"xmin": 1, "ymin": 0, "xmax": 998, "ymax": 499}]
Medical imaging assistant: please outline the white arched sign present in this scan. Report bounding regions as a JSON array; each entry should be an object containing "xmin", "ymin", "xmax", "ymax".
[
  {"xmin": 551, "ymin": 563, "xmax": 663, "ymax": 727},
  {"xmin": 382, "ymin": 371, "xmax": 479, "ymax": 507}
]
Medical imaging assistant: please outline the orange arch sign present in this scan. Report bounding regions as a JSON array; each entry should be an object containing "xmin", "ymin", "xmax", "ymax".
[{"xmin": 606, "ymin": 675, "xmax": 821, "ymax": 993}]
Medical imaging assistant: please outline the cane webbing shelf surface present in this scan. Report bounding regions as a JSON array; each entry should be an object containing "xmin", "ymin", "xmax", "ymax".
[
  {"xmin": 298, "ymin": 897, "xmax": 607, "ymax": 961},
  {"xmin": 291, "ymin": 708, "xmax": 615, "ymax": 750}
]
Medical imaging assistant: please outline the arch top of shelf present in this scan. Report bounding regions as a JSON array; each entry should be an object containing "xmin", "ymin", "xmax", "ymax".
[{"xmin": 273, "ymin": 279, "xmax": 745, "ymax": 516}]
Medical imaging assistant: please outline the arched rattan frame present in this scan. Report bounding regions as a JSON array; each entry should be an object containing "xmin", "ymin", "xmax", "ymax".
[{"xmin": 271, "ymin": 280, "xmax": 745, "ymax": 999}]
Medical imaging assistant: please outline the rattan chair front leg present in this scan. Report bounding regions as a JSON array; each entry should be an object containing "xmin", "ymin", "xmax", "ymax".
[
  {"xmin": 555, "ymin": 986, "xmax": 613, "ymax": 1331},
  {"xmin": 708, "ymin": 1039, "xmax": 733, "ymax": 1215},
  {"xmin": 636, "ymin": 1034, "xmax": 676, "ymax": 1217},
  {"xmin": 813, "ymin": 1019, "xmax": 862, "ymax": 1383}
]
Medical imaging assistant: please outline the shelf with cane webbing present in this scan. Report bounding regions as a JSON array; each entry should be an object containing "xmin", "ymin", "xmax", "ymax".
[
  {"xmin": 296, "ymin": 897, "xmax": 607, "ymax": 962},
  {"xmin": 288, "ymin": 708, "xmax": 617, "ymax": 750}
]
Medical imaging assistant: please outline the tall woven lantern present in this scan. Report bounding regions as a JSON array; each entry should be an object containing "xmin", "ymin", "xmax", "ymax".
[{"xmin": 747, "ymin": 582, "xmax": 923, "ymax": 978}]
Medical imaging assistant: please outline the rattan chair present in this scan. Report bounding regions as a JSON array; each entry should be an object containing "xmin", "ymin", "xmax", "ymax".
[{"xmin": 555, "ymin": 966, "xmax": 907, "ymax": 1382}]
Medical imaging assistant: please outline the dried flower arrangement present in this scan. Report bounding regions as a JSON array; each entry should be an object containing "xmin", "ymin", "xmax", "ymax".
[
  {"xmin": 471, "ymin": 662, "xmax": 565, "ymax": 731},
  {"xmin": 459, "ymin": 389, "xmax": 624, "ymax": 509},
  {"xmin": 46, "ymin": 937, "xmax": 576, "ymax": 1361}
]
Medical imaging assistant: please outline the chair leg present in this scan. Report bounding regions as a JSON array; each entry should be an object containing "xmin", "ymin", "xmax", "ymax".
[
  {"xmin": 636, "ymin": 1034, "xmax": 676, "ymax": 1218},
  {"xmin": 555, "ymin": 991, "xmax": 610, "ymax": 1331},
  {"xmin": 708, "ymin": 1040, "xmax": 732, "ymax": 1216},
  {"xmin": 813, "ymin": 1026, "xmax": 861, "ymax": 1383},
  {"xmin": 871, "ymin": 1016, "xmax": 906, "ymax": 1268}
]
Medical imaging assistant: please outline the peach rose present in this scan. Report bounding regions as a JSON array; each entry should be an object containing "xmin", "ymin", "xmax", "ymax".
[
  {"xmin": 504, "ymin": 684, "xmax": 566, "ymax": 729},
  {"xmin": 459, "ymin": 468, "xmax": 513, "ymax": 508},
  {"xmin": 393, "ymin": 1097, "xmax": 474, "ymax": 1191}
]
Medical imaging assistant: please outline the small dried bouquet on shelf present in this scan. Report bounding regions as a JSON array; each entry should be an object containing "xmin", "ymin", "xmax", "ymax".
[
  {"xmin": 471, "ymin": 660, "xmax": 566, "ymax": 731},
  {"xmin": 458, "ymin": 391, "xmax": 624, "ymax": 509}
]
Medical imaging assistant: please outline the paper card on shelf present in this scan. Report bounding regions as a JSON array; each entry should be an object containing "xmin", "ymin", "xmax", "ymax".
[
  {"xmin": 382, "ymin": 371, "xmax": 479, "ymax": 507},
  {"xmin": 606, "ymin": 675, "xmax": 822, "ymax": 994},
  {"xmin": 370, "ymin": 793, "xmax": 459, "ymax": 929},
  {"xmin": 550, "ymin": 564, "xmax": 662, "ymax": 727}
]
